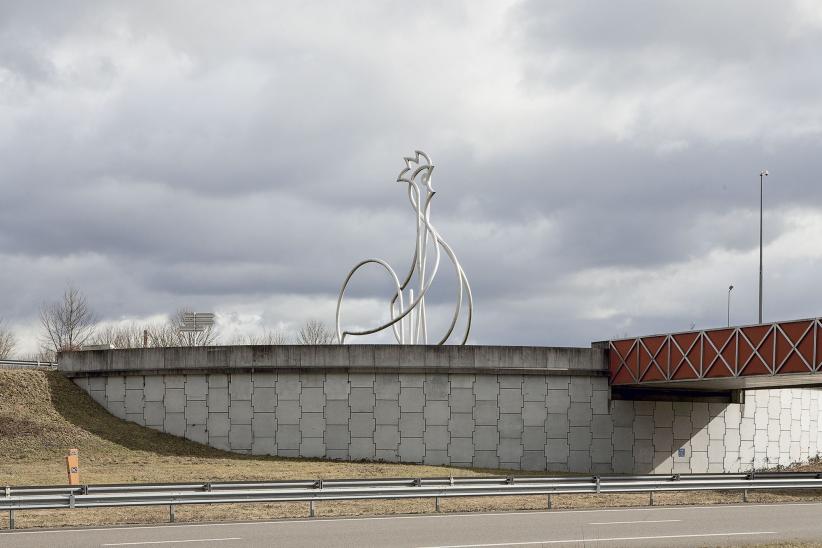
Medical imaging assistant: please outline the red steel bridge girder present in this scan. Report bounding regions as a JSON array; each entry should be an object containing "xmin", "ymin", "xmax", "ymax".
[{"xmin": 609, "ymin": 318, "xmax": 822, "ymax": 389}]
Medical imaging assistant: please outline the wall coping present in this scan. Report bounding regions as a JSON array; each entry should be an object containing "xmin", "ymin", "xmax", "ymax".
[{"xmin": 59, "ymin": 344, "xmax": 607, "ymax": 377}]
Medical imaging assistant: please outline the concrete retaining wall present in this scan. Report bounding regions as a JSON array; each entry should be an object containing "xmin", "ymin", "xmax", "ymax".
[{"xmin": 60, "ymin": 345, "xmax": 822, "ymax": 473}]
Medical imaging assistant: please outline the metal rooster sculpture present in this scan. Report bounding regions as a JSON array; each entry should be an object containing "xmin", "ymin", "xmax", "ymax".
[{"xmin": 336, "ymin": 150, "xmax": 472, "ymax": 345}]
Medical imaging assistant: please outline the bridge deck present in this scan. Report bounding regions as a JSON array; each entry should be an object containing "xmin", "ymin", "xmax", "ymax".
[{"xmin": 609, "ymin": 317, "xmax": 822, "ymax": 390}]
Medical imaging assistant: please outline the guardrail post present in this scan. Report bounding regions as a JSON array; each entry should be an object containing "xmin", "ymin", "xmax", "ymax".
[
  {"xmin": 649, "ymin": 491, "xmax": 655, "ymax": 506},
  {"xmin": 595, "ymin": 476, "xmax": 601, "ymax": 494},
  {"xmin": 8, "ymin": 509, "xmax": 14, "ymax": 530},
  {"xmin": 169, "ymin": 504, "xmax": 175, "ymax": 523},
  {"xmin": 309, "ymin": 500, "xmax": 316, "ymax": 518},
  {"xmin": 547, "ymin": 493, "xmax": 553, "ymax": 510},
  {"xmin": 743, "ymin": 489, "xmax": 748, "ymax": 503},
  {"xmin": 435, "ymin": 496, "xmax": 441, "ymax": 513}
]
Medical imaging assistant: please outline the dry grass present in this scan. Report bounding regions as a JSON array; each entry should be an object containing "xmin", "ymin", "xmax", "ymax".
[{"xmin": 1, "ymin": 369, "xmax": 821, "ymax": 530}]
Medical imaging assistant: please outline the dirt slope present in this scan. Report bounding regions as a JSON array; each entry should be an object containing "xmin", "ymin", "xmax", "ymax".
[{"xmin": 0, "ymin": 369, "xmax": 484, "ymax": 485}]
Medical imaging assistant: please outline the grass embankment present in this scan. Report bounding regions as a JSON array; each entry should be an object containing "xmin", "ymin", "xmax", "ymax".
[{"xmin": 0, "ymin": 369, "xmax": 821, "ymax": 530}]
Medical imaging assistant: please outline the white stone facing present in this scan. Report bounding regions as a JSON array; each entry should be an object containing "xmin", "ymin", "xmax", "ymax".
[{"xmin": 74, "ymin": 370, "xmax": 822, "ymax": 473}]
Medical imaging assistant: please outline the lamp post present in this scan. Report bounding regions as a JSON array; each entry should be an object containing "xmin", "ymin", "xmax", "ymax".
[
  {"xmin": 728, "ymin": 285, "xmax": 734, "ymax": 327},
  {"xmin": 759, "ymin": 169, "xmax": 768, "ymax": 324}
]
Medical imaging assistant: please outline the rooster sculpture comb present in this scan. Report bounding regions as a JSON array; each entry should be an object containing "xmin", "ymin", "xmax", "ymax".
[{"xmin": 336, "ymin": 150, "xmax": 472, "ymax": 345}]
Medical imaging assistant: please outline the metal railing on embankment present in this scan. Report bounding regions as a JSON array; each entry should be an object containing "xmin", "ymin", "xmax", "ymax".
[
  {"xmin": 0, "ymin": 359, "xmax": 56, "ymax": 370},
  {"xmin": 3, "ymin": 472, "xmax": 822, "ymax": 529}
]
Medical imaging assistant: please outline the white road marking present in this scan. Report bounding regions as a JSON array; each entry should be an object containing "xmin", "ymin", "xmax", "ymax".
[
  {"xmin": 102, "ymin": 538, "xmax": 241, "ymax": 546},
  {"xmin": 418, "ymin": 531, "xmax": 777, "ymax": 548},
  {"xmin": 588, "ymin": 519, "xmax": 681, "ymax": 525},
  {"xmin": 1, "ymin": 501, "xmax": 819, "ymax": 536}
]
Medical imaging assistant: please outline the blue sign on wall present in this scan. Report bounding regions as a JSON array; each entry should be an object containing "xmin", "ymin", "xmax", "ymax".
[{"xmin": 678, "ymin": 447, "xmax": 686, "ymax": 457}]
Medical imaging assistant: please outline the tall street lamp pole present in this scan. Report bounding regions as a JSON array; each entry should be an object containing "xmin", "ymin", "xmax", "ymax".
[
  {"xmin": 728, "ymin": 285, "xmax": 734, "ymax": 327},
  {"xmin": 759, "ymin": 169, "xmax": 768, "ymax": 324}
]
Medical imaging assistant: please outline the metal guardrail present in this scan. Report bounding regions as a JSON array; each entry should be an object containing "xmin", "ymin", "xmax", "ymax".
[
  {"xmin": 0, "ymin": 359, "xmax": 56, "ymax": 370},
  {"xmin": 3, "ymin": 472, "xmax": 822, "ymax": 529}
]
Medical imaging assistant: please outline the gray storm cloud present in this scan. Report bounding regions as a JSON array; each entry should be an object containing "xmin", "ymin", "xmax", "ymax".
[{"xmin": 1, "ymin": 1, "xmax": 822, "ymax": 354}]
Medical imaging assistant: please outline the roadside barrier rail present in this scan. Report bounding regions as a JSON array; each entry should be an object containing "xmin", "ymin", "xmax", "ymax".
[
  {"xmin": 0, "ymin": 359, "xmax": 56, "ymax": 370},
  {"xmin": 3, "ymin": 472, "xmax": 822, "ymax": 529}
]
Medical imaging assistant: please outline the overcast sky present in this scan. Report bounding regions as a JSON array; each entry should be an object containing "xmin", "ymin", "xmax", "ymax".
[{"xmin": 2, "ymin": 1, "xmax": 822, "ymax": 354}]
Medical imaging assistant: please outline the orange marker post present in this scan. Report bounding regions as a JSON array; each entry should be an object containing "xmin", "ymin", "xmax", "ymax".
[{"xmin": 66, "ymin": 448, "xmax": 80, "ymax": 485}]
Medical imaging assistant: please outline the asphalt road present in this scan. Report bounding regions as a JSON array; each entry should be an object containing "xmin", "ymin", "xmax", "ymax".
[{"xmin": 3, "ymin": 502, "xmax": 822, "ymax": 547}]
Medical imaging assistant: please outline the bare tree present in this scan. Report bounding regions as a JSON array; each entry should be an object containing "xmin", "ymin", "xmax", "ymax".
[
  {"xmin": 230, "ymin": 329, "xmax": 291, "ymax": 345},
  {"xmin": 0, "ymin": 318, "xmax": 16, "ymax": 359},
  {"xmin": 296, "ymin": 319, "xmax": 335, "ymax": 344},
  {"xmin": 39, "ymin": 285, "xmax": 96, "ymax": 354},
  {"xmin": 91, "ymin": 322, "xmax": 152, "ymax": 349}
]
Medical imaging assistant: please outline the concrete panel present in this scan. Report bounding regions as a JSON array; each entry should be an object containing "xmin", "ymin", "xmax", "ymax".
[
  {"xmin": 399, "ymin": 387, "xmax": 425, "ymax": 412},
  {"xmin": 569, "ymin": 377, "xmax": 593, "ymax": 402},
  {"xmin": 229, "ymin": 374, "xmax": 253, "ymax": 401},
  {"xmin": 125, "ymin": 389, "xmax": 144, "ymax": 415},
  {"xmin": 398, "ymin": 438, "xmax": 425, "ymax": 462},
  {"xmin": 184, "ymin": 376, "xmax": 208, "ymax": 400},
  {"xmin": 325, "ymin": 400, "xmax": 350, "ymax": 425},
  {"xmin": 105, "ymin": 377, "xmax": 126, "ymax": 402},
  {"xmin": 253, "ymin": 372, "xmax": 276, "ymax": 388},
  {"xmin": 251, "ymin": 437, "xmax": 275, "ymax": 456},
  {"xmin": 374, "ymin": 375, "xmax": 401, "ymax": 400},
  {"xmin": 276, "ymin": 400, "xmax": 301, "ymax": 425},
  {"xmin": 424, "ymin": 401, "xmax": 450, "ymax": 426},
  {"xmin": 399, "ymin": 412, "xmax": 425, "ymax": 437},
  {"xmin": 423, "ymin": 449, "xmax": 449, "ymax": 466},
  {"xmin": 474, "ymin": 401, "xmax": 500, "ymax": 426},
  {"xmin": 473, "ymin": 450, "xmax": 500, "ymax": 469},
  {"xmin": 522, "ymin": 426, "xmax": 547, "ymax": 450},
  {"xmin": 252, "ymin": 387, "xmax": 277, "ymax": 413},
  {"xmin": 499, "ymin": 413, "xmax": 524, "ymax": 439},
  {"xmin": 568, "ymin": 402, "xmax": 592, "ymax": 427},
  {"xmin": 523, "ymin": 401, "xmax": 548, "ymax": 427},
  {"xmin": 375, "ymin": 425, "xmax": 400, "ymax": 449},
  {"xmin": 546, "ymin": 413, "xmax": 569, "ymax": 439},
  {"xmin": 449, "ymin": 388, "xmax": 475, "ymax": 413},
  {"xmin": 350, "ymin": 412, "xmax": 376, "ymax": 438},
  {"xmin": 546, "ymin": 439, "xmax": 570, "ymax": 463},
  {"xmin": 350, "ymin": 438, "xmax": 376, "ymax": 459},
  {"xmin": 300, "ymin": 387, "xmax": 325, "ymax": 413},
  {"xmin": 474, "ymin": 376, "xmax": 500, "ymax": 401},
  {"xmin": 144, "ymin": 376, "xmax": 165, "ymax": 402},
  {"xmin": 424, "ymin": 425, "xmax": 449, "ymax": 450},
  {"xmin": 449, "ymin": 437, "xmax": 474, "ymax": 463},
  {"xmin": 229, "ymin": 400, "xmax": 252, "ymax": 425},
  {"xmin": 165, "ymin": 412, "xmax": 186, "ymax": 436},
  {"xmin": 424, "ymin": 376, "xmax": 449, "ymax": 400},
  {"xmin": 350, "ymin": 387, "xmax": 376, "ymax": 412},
  {"xmin": 547, "ymin": 390, "xmax": 571, "ymax": 414},
  {"xmin": 325, "ymin": 425, "xmax": 350, "ymax": 450},
  {"xmin": 300, "ymin": 437, "xmax": 326, "ymax": 458},
  {"xmin": 164, "ymin": 388, "xmax": 185, "ymax": 414},
  {"xmin": 499, "ymin": 388, "xmax": 524, "ymax": 413},
  {"xmin": 300, "ymin": 412, "xmax": 325, "ymax": 438},
  {"xmin": 522, "ymin": 377, "xmax": 547, "ymax": 402},
  {"xmin": 144, "ymin": 401, "xmax": 165, "ymax": 427},
  {"xmin": 449, "ymin": 413, "xmax": 475, "ymax": 437},
  {"xmin": 276, "ymin": 424, "xmax": 301, "ymax": 450},
  {"xmin": 324, "ymin": 373, "xmax": 350, "ymax": 400},
  {"xmin": 569, "ymin": 426, "xmax": 592, "ymax": 451},
  {"xmin": 375, "ymin": 400, "xmax": 400, "ymax": 425},
  {"xmin": 473, "ymin": 426, "xmax": 499, "ymax": 450},
  {"xmin": 252, "ymin": 412, "xmax": 276, "ymax": 437},
  {"xmin": 207, "ymin": 387, "xmax": 229, "ymax": 413},
  {"xmin": 185, "ymin": 401, "xmax": 208, "ymax": 425},
  {"xmin": 275, "ymin": 375, "xmax": 301, "ymax": 400},
  {"xmin": 498, "ymin": 438, "xmax": 523, "ymax": 463}
]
